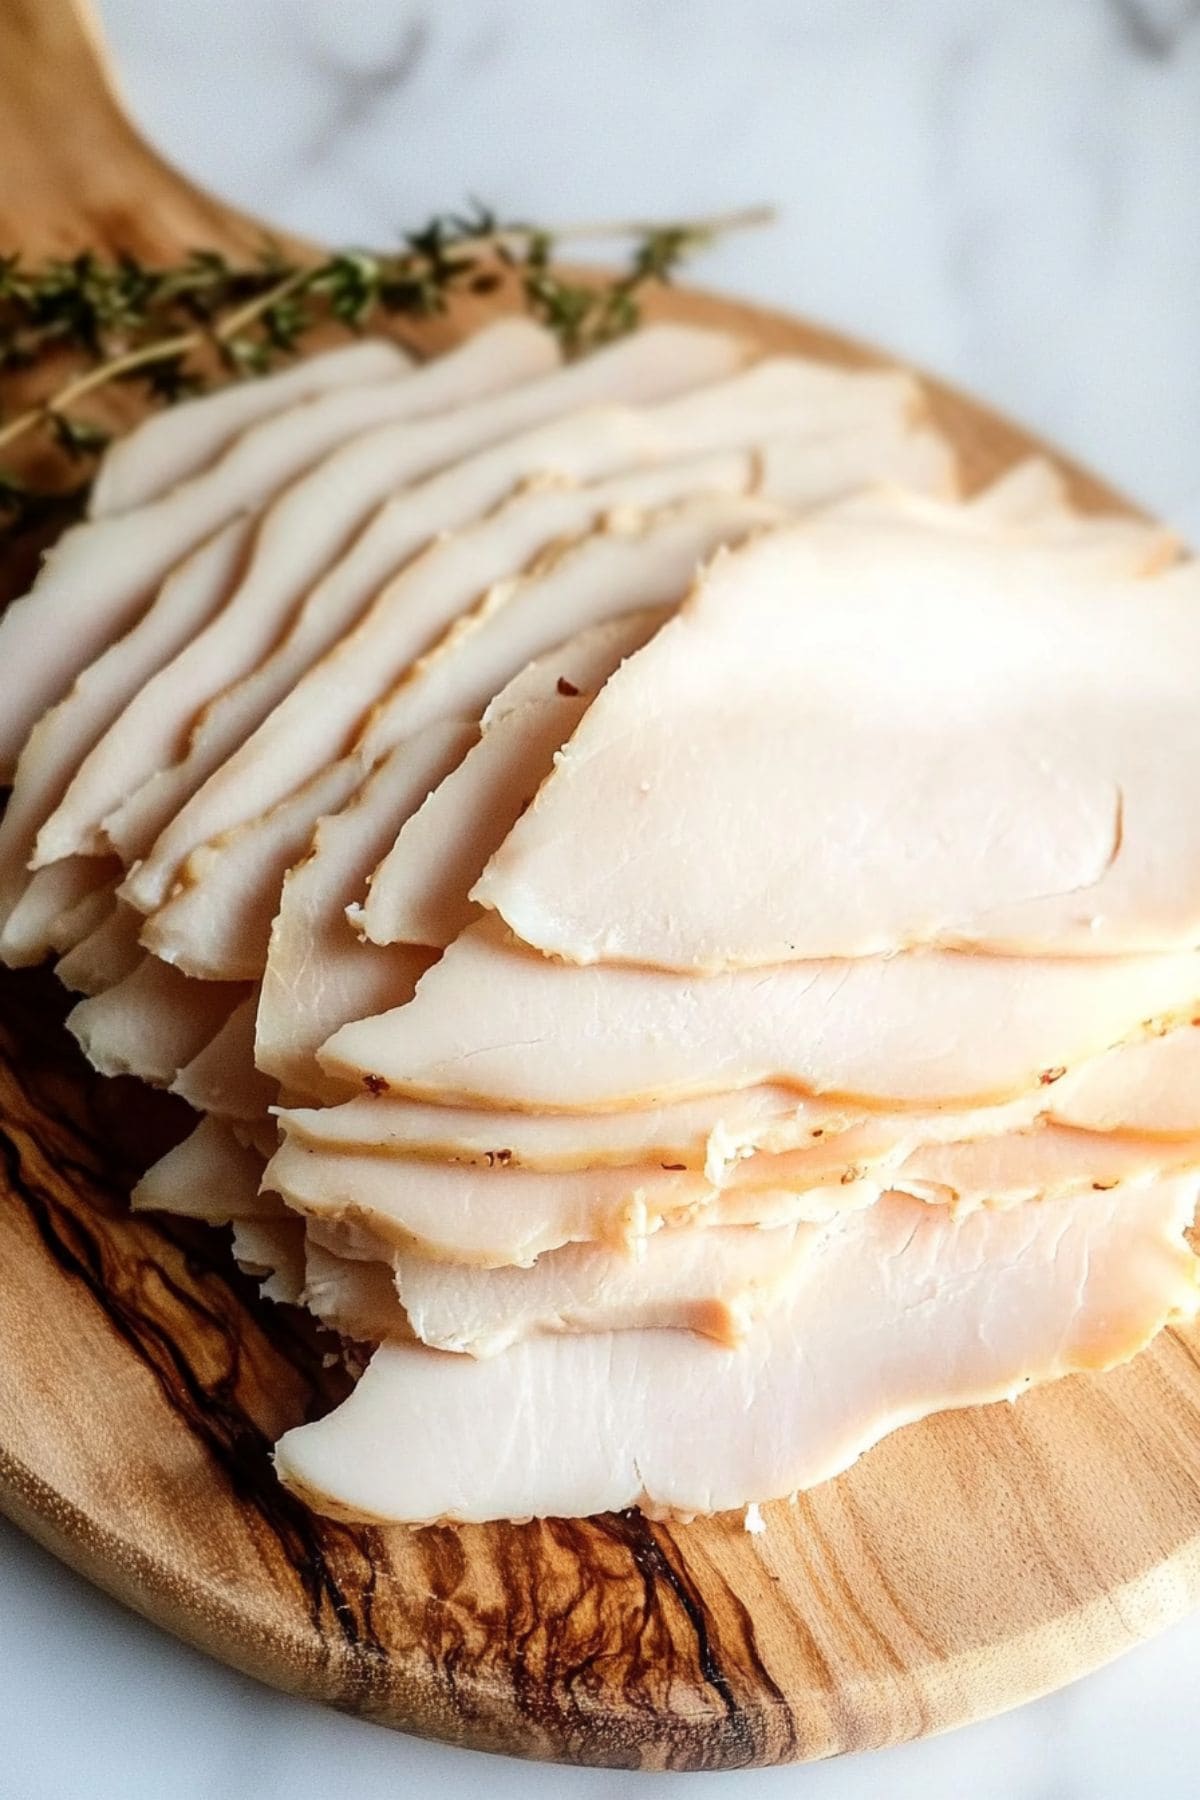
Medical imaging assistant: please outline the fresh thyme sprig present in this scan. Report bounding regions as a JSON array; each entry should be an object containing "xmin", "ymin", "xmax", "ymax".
[{"xmin": 0, "ymin": 202, "xmax": 770, "ymax": 535}]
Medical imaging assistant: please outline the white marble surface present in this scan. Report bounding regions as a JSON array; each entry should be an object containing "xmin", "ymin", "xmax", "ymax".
[{"xmin": 6, "ymin": 0, "xmax": 1200, "ymax": 1793}]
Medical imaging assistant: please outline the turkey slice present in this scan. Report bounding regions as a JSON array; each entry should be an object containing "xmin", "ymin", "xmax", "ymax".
[
  {"xmin": 46, "ymin": 329, "xmax": 751, "ymax": 870},
  {"xmin": 123, "ymin": 453, "xmax": 768, "ymax": 937},
  {"xmin": 263, "ymin": 1134, "xmax": 882, "ymax": 1266},
  {"xmin": 140, "ymin": 757, "xmax": 367, "ymax": 980},
  {"xmin": 828, "ymin": 482, "xmax": 1177, "ymax": 576},
  {"xmin": 1048, "ymin": 1025, "xmax": 1200, "ymax": 1139},
  {"xmin": 474, "ymin": 517, "xmax": 1200, "ymax": 967},
  {"xmin": 116, "ymin": 351, "xmax": 921, "ymax": 914},
  {"xmin": 275, "ymin": 1179, "xmax": 1200, "ymax": 1524},
  {"xmin": 170, "ymin": 996, "xmax": 278, "ymax": 1125},
  {"xmin": 66, "ymin": 956, "xmax": 246, "ymax": 1085},
  {"xmin": 0, "ymin": 856, "xmax": 119, "ymax": 968},
  {"xmin": 301, "ymin": 1239, "xmax": 409, "ymax": 1343},
  {"xmin": 351, "ymin": 429, "xmax": 951, "ymax": 767},
  {"xmin": 367, "ymin": 694, "xmax": 586, "ymax": 949},
  {"xmin": 0, "ymin": 522, "xmax": 253, "ymax": 926},
  {"xmin": 130, "ymin": 1115, "xmax": 279, "ymax": 1223},
  {"xmin": 255, "ymin": 726, "xmax": 472, "ymax": 1100},
  {"xmin": 0, "ymin": 318, "xmax": 558, "ymax": 781},
  {"xmin": 44, "ymin": 872, "xmax": 120, "ymax": 958},
  {"xmin": 90, "ymin": 338, "xmax": 411, "ymax": 516},
  {"xmin": 55, "ymin": 900, "xmax": 143, "ymax": 995},
  {"xmin": 393, "ymin": 1222, "xmax": 816, "ymax": 1357},
  {"xmin": 474, "ymin": 606, "xmax": 672, "ymax": 724},
  {"xmin": 137, "ymin": 495, "xmax": 779, "ymax": 978},
  {"xmin": 95, "ymin": 356, "xmax": 895, "ymax": 871},
  {"xmin": 319, "ymin": 915, "xmax": 1200, "ymax": 1111},
  {"xmin": 895, "ymin": 1123, "xmax": 1200, "ymax": 1207},
  {"xmin": 272, "ymin": 1078, "xmax": 1048, "ymax": 1180},
  {"xmin": 232, "ymin": 1216, "xmax": 307, "ymax": 1306}
]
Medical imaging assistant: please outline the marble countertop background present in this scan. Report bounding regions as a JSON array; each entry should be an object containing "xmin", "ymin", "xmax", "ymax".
[{"xmin": 6, "ymin": 1, "xmax": 1200, "ymax": 1794}]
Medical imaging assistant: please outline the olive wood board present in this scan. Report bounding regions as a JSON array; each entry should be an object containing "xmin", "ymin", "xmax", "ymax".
[{"xmin": 1, "ymin": 0, "xmax": 1198, "ymax": 1773}]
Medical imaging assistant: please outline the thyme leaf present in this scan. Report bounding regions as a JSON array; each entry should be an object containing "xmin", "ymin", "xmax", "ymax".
[{"xmin": 0, "ymin": 203, "xmax": 770, "ymax": 535}]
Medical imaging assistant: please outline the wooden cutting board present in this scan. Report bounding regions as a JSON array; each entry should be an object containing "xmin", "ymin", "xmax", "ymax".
[{"xmin": 3, "ymin": 0, "xmax": 1200, "ymax": 1773}]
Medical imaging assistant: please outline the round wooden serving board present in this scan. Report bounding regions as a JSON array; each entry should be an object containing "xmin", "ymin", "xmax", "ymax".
[{"xmin": 3, "ymin": 0, "xmax": 1199, "ymax": 1772}]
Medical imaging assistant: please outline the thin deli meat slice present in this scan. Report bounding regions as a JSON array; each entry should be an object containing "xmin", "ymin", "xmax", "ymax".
[
  {"xmin": 318, "ymin": 915, "xmax": 1200, "ymax": 1111},
  {"xmin": 255, "ymin": 724, "xmax": 473, "ymax": 1100},
  {"xmin": 96, "ymin": 351, "xmax": 876, "ymax": 868},
  {"xmin": 66, "ymin": 956, "xmax": 246, "ymax": 1086},
  {"xmin": 0, "ymin": 857, "xmax": 120, "ymax": 968},
  {"xmin": 473, "ymin": 517, "xmax": 1200, "ymax": 967},
  {"xmin": 392, "ymin": 1222, "xmax": 816, "ymax": 1356},
  {"xmin": 46, "ymin": 327, "xmax": 750, "ymax": 868},
  {"xmin": 90, "ymin": 338, "xmax": 411, "ymax": 516},
  {"xmin": 123, "ymin": 453, "xmax": 769, "ymax": 934},
  {"xmin": 271, "ymin": 1081, "xmax": 1052, "ymax": 1179},
  {"xmin": 170, "ymin": 996, "xmax": 279, "ymax": 1125},
  {"xmin": 140, "ymin": 757, "xmax": 368, "ymax": 981},
  {"xmin": 1043, "ymin": 1024, "xmax": 1200, "ymax": 1139},
  {"xmin": 55, "ymin": 900, "xmax": 144, "ymax": 995},
  {"xmin": 274, "ymin": 1179, "xmax": 1200, "ymax": 1524},
  {"xmin": 137, "ymin": 495, "xmax": 782, "ymax": 978},
  {"xmin": 301, "ymin": 1240, "xmax": 410, "ymax": 1344},
  {"xmin": 263, "ymin": 1134, "xmax": 882, "ymax": 1266},
  {"xmin": 0, "ymin": 520, "xmax": 254, "ymax": 925},
  {"xmin": 131, "ymin": 1116, "xmax": 280, "ymax": 1224},
  {"xmin": 363, "ymin": 693, "xmax": 585, "ymax": 949},
  {"xmin": 231, "ymin": 1216, "xmax": 308, "ymax": 1307},
  {"xmin": 0, "ymin": 318, "xmax": 558, "ymax": 780}
]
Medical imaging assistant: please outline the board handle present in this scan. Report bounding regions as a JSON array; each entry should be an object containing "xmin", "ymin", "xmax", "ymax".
[{"xmin": 0, "ymin": 0, "xmax": 276, "ymax": 257}]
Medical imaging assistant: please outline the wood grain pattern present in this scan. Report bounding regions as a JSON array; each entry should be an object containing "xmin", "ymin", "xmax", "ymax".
[{"xmin": 3, "ymin": 0, "xmax": 1200, "ymax": 1772}]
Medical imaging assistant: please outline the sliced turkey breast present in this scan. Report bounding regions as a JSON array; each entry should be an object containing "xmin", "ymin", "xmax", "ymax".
[
  {"xmin": 895, "ymin": 1123, "xmax": 1200, "ymax": 1207},
  {"xmin": 139, "ymin": 757, "xmax": 366, "ymax": 980},
  {"xmin": 89, "ymin": 338, "xmax": 411, "ymax": 516},
  {"xmin": 393, "ymin": 1221, "xmax": 816, "ymax": 1356},
  {"xmin": 66, "ymin": 956, "xmax": 246, "ymax": 1085},
  {"xmin": 272, "ymin": 1077, "xmax": 1053, "ymax": 1184},
  {"xmin": 94, "ymin": 357, "xmax": 912, "ymax": 870},
  {"xmin": 130, "ymin": 1115, "xmax": 277, "ymax": 1223},
  {"xmin": 275, "ymin": 1179, "xmax": 1200, "ymax": 1524},
  {"xmin": 826, "ymin": 482, "xmax": 1177, "ymax": 576},
  {"xmin": 1048, "ymin": 1025, "xmax": 1200, "ymax": 1139},
  {"xmin": 255, "ymin": 725, "xmax": 472, "ymax": 1100},
  {"xmin": 231, "ymin": 1216, "xmax": 308, "ymax": 1306},
  {"xmin": 301, "ymin": 1240, "xmax": 407, "ymax": 1343},
  {"xmin": 54, "ymin": 900, "xmax": 143, "ymax": 995},
  {"xmin": 0, "ymin": 856, "xmax": 119, "ymax": 968},
  {"xmin": 44, "ymin": 873, "xmax": 120, "ymax": 958},
  {"xmin": 122, "ymin": 453, "xmax": 768, "ymax": 936},
  {"xmin": 351, "ymin": 435, "xmax": 953, "ymax": 768},
  {"xmin": 474, "ymin": 517, "xmax": 1200, "ymax": 968},
  {"xmin": 319, "ymin": 915, "xmax": 1200, "ymax": 1111},
  {"xmin": 170, "ymin": 996, "xmax": 278, "ymax": 1124},
  {"xmin": 46, "ymin": 331, "xmax": 756, "ymax": 871},
  {"xmin": 0, "ymin": 522, "xmax": 253, "ymax": 925},
  {"xmin": 0, "ymin": 318, "xmax": 559, "ymax": 781},
  {"xmin": 263, "ymin": 1134, "xmax": 882, "ymax": 1266},
  {"xmin": 361, "ymin": 693, "xmax": 579, "ymax": 950}
]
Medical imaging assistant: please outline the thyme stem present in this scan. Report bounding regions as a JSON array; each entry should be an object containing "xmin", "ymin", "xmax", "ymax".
[{"xmin": 0, "ymin": 202, "xmax": 772, "ymax": 530}]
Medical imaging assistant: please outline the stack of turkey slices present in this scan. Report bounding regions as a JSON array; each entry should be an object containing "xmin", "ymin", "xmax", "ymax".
[{"xmin": 3, "ymin": 317, "xmax": 1198, "ymax": 1529}]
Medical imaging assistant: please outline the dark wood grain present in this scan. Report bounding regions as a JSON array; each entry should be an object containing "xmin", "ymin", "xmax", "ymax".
[{"xmin": 3, "ymin": 0, "xmax": 1200, "ymax": 1772}]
